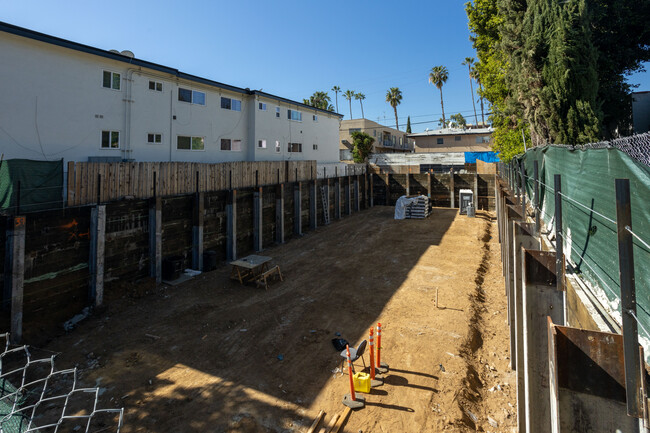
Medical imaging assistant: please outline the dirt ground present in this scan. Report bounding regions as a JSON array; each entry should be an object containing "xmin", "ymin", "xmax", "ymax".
[{"xmin": 43, "ymin": 206, "xmax": 516, "ymax": 432}]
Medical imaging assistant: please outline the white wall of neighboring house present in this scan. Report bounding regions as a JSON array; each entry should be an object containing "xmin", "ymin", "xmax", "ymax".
[
  {"xmin": 0, "ymin": 24, "xmax": 342, "ymax": 164},
  {"xmin": 251, "ymin": 95, "xmax": 340, "ymax": 164}
]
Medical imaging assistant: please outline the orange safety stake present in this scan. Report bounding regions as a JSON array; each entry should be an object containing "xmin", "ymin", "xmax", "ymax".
[
  {"xmin": 342, "ymin": 344, "xmax": 365, "ymax": 409},
  {"xmin": 377, "ymin": 322, "xmax": 389, "ymax": 373},
  {"xmin": 369, "ymin": 328, "xmax": 375, "ymax": 380},
  {"xmin": 347, "ymin": 345, "xmax": 356, "ymax": 401},
  {"xmin": 369, "ymin": 328, "xmax": 384, "ymax": 387}
]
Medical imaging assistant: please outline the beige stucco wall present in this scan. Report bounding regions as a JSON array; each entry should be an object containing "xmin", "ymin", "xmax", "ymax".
[
  {"xmin": 411, "ymin": 132, "xmax": 493, "ymax": 153},
  {"xmin": 339, "ymin": 119, "xmax": 413, "ymax": 153},
  {"xmin": 0, "ymin": 31, "xmax": 341, "ymax": 164}
]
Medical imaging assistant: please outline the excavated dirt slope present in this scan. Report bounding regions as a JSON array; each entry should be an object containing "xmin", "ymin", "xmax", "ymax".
[{"xmin": 42, "ymin": 206, "xmax": 515, "ymax": 432}]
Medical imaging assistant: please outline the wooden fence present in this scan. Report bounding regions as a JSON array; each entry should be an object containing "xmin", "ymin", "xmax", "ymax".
[{"xmin": 67, "ymin": 160, "xmax": 320, "ymax": 206}]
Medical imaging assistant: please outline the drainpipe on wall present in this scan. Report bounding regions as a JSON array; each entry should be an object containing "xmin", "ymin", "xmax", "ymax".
[
  {"xmin": 123, "ymin": 68, "xmax": 136, "ymax": 161},
  {"xmin": 169, "ymin": 86, "xmax": 173, "ymax": 162}
]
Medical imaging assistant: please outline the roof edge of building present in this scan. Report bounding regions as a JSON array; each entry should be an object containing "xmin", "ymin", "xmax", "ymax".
[{"xmin": 0, "ymin": 20, "xmax": 342, "ymax": 118}]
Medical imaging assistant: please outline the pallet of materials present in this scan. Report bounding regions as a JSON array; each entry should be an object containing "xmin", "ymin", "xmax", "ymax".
[{"xmin": 405, "ymin": 195, "xmax": 431, "ymax": 219}]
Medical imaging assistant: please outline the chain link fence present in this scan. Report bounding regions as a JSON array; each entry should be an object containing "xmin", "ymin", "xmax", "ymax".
[
  {"xmin": 0, "ymin": 334, "xmax": 123, "ymax": 433},
  {"xmin": 549, "ymin": 132, "xmax": 650, "ymax": 167}
]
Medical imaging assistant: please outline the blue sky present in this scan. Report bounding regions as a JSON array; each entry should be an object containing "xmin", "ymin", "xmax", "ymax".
[{"xmin": 2, "ymin": 0, "xmax": 648, "ymax": 133}]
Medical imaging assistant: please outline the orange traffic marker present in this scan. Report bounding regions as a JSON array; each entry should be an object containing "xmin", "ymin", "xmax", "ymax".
[
  {"xmin": 369, "ymin": 328, "xmax": 383, "ymax": 387},
  {"xmin": 377, "ymin": 322, "xmax": 389, "ymax": 373},
  {"xmin": 342, "ymin": 344, "xmax": 365, "ymax": 409}
]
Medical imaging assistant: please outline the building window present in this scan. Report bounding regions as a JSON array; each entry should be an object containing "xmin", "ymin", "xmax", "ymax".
[
  {"xmin": 102, "ymin": 71, "xmax": 121, "ymax": 90},
  {"xmin": 147, "ymin": 133, "xmax": 162, "ymax": 144},
  {"xmin": 287, "ymin": 109, "xmax": 302, "ymax": 121},
  {"xmin": 178, "ymin": 88, "xmax": 206, "ymax": 105},
  {"xmin": 275, "ymin": 141, "xmax": 280, "ymax": 152},
  {"xmin": 221, "ymin": 97, "xmax": 241, "ymax": 111},
  {"xmin": 288, "ymin": 142, "xmax": 302, "ymax": 152},
  {"xmin": 258, "ymin": 139, "xmax": 267, "ymax": 149},
  {"xmin": 399, "ymin": 137, "xmax": 402, "ymax": 146},
  {"xmin": 259, "ymin": 102, "xmax": 267, "ymax": 111},
  {"xmin": 221, "ymin": 139, "xmax": 242, "ymax": 151},
  {"xmin": 313, "ymin": 115, "xmax": 318, "ymax": 122},
  {"xmin": 149, "ymin": 80, "xmax": 163, "ymax": 92},
  {"xmin": 177, "ymin": 135, "xmax": 204, "ymax": 151},
  {"xmin": 313, "ymin": 144, "xmax": 318, "ymax": 150},
  {"xmin": 101, "ymin": 130, "xmax": 120, "ymax": 148},
  {"xmin": 349, "ymin": 128, "xmax": 361, "ymax": 134},
  {"xmin": 437, "ymin": 138, "xmax": 444, "ymax": 144},
  {"xmin": 475, "ymin": 136, "xmax": 491, "ymax": 144},
  {"xmin": 455, "ymin": 136, "xmax": 461, "ymax": 141},
  {"xmin": 275, "ymin": 107, "xmax": 281, "ymax": 118},
  {"xmin": 373, "ymin": 130, "xmax": 377, "ymax": 137}
]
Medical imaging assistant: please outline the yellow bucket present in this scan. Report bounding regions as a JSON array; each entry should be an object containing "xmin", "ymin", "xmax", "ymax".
[{"xmin": 353, "ymin": 372, "xmax": 371, "ymax": 393}]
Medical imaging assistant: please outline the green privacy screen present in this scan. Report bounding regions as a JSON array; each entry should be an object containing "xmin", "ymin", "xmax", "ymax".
[
  {"xmin": 515, "ymin": 146, "xmax": 650, "ymax": 348},
  {"xmin": 0, "ymin": 159, "xmax": 63, "ymax": 213}
]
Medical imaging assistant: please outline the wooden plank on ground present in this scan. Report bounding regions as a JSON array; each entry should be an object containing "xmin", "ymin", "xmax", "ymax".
[
  {"xmin": 324, "ymin": 414, "xmax": 340, "ymax": 433},
  {"xmin": 331, "ymin": 407, "xmax": 352, "ymax": 433},
  {"xmin": 307, "ymin": 410, "xmax": 325, "ymax": 433}
]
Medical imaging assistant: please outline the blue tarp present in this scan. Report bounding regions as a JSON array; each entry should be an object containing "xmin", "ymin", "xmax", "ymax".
[{"xmin": 464, "ymin": 151, "xmax": 500, "ymax": 163}]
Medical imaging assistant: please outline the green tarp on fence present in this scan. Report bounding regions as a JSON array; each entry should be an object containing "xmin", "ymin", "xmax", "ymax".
[
  {"xmin": 515, "ymin": 146, "xmax": 650, "ymax": 349},
  {"xmin": 0, "ymin": 159, "xmax": 63, "ymax": 213}
]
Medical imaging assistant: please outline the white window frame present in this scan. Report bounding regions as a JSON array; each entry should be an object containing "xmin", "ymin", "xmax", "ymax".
[
  {"xmin": 258, "ymin": 139, "xmax": 267, "ymax": 149},
  {"xmin": 275, "ymin": 140, "xmax": 281, "ymax": 152},
  {"xmin": 221, "ymin": 97, "xmax": 242, "ymax": 112},
  {"xmin": 437, "ymin": 138, "xmax": 444, "ymax": 144},
  {"xmin": 313, "ymin": 144, "xmax": 318, "ymax": 150},
  {"xmin": 288, "ymin": 109, "xmax": 302, "ymax": 122},
  {"xmin": 148, "ymin": 80, "xmax": 163, "ymax": 92},
  {"xmin": 176, "ymin": 135, "xmax": 205, "ymax": 151},
  {"xmin": 102, "ymin": 70, "xmax": 121, "ymax": 90},
  {"xmin": 275, "ymin": 106, "xmax": 281, "ymax": 118},
  {"xmin": 147, "ymin": 133, "xmax": 163, "ymax": 144},
  {"xmin": 221, "ymin": 138, "xmax": 243, "ymax": 151},
  {"xmin": 258, "ymin": 102, "xmax": 267, "ymax": 111},
  {"xmin": 100, "ymin": 130, "xmax": 120, "ymax": 149},
  {"xmin": 178, "ymin": 88, "xmax": 206, "ymax": 106},
  {"xmin": 288, "ymin": 142, "xmax": 302, "ymax": 153},
  {"xmin": 313, "ymin": 114, "xmax": 318, "ymax": 122}
]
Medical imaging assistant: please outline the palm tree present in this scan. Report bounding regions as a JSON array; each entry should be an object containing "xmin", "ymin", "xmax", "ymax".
[
  {"xmin": 462, "ymin": 57, "xmax": 479, "ymax": 127},
  {"xmin": 428, "ymin": 66, "xmax": 449, "ymax": 126},
  {"xmin": 343, "ymin": 90, "xmax": 355, "ymax": 119},
  {"xmin": 355, "ymin": 92, "xmax": 366, "ymax": 118},
  {"xmin": 385, "ymin": 87, "xmax": 402, "ymax": 130},
  {"xmin": 331, "ymin": 86, "xmax": 341, "ymax": 113},
  {"xmin": 471, "ymin": 65, "xmax": 486, "ymax": 125}
]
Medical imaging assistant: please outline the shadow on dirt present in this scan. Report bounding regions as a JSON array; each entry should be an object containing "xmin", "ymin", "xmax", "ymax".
[{"xmin": 33, "ymin": 206, "xmax": 484, "ymax": 432}]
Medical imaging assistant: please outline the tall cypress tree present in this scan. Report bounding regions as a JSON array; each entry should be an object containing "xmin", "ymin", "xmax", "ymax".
[
  {"xmin": 406, "ymin": 116, "xmax": 412, "ymax": 134},
  {"xmin": 542, "ymin": 0, "xmax": 600, "ymax": 144},
  {"xmin": 466, "ymin": 0, "xmax": 649, "ymax": 157}
]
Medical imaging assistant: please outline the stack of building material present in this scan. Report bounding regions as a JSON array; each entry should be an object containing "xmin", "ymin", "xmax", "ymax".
[{"xmin": 405, "ymin": 195, "xmax": 431, "ymax": 219}]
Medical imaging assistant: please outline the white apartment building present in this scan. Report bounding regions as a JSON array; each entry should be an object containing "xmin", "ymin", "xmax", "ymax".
[{"xmin": 0, "ymin": 22, "xmax": 343, "ymax": 164}]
